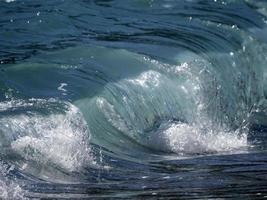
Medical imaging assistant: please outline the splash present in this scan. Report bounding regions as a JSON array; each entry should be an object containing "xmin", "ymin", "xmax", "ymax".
[
  {"xmin": 0, "ymin": 162, "xmax": 28, "ymax": 200},
  {"xmin": 0, "ymin": 99, "xmax": 93, "ymax": 172},
  {"xmin": 146, "ymin": 122, "xmax": 247, "ymax": 155}
]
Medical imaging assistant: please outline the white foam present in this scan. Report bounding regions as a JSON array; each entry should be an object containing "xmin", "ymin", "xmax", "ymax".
[
  {"xmin": 0, "ymin": 101, "xmax": 93, "ymax": 172},
  {"xmin": 0, "ymin": 100, "xmax": 33, "ymax": 111},
  {"xmin": 4, "ymin": 0, "xmax": 15, "ymax": 2},
  {"xmin": 57, "ymin": 83, "xmax": 68, "ymax": 94},
  {"xmin": 147, "ymin": 122, "xmax": 247, "ymax": 155},
  {"xmin": 128, "ymin": 70, "xmax": 161, "ymax": 88},
  {"xmin": 0, "ymin": 98, "xmax": 56, "ymax": 112},
  {"xmin": 0, "ymin": 163, "xmax": 28, "ymax": 200}
]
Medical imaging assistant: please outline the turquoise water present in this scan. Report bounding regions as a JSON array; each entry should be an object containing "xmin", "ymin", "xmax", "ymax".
[{"xmin": 0, "ymin": 0, "xmax": 267, "ymax": 199}]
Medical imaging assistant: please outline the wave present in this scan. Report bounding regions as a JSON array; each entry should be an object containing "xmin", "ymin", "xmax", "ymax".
[
  {"xmin": 0, "ymin": 37, "xmax": 266, "ymax": 173},
  {"xmin": 1, "ymin": 45, "xmax": 264, "ymax": 189},
  {"xmin": 0, "ymin": 0, "xmax": 267, "ymax": 198},
  {"xmin": 75, "ymin": 42, "xmax": 266, "ymax": 157},
  {"xmin": 0, "ymin": 39, "xmax": 266, "ymax": 162}
]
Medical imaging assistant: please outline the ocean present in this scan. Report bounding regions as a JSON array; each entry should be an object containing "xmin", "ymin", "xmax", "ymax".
[{"xmin": 0, "ymin": 0, "xmax": 267, "ymax": 199}]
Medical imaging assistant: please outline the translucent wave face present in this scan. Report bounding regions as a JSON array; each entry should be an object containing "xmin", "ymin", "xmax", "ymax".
[{"xmin": 0, "ymin": 99, "xmax": 94, "ymax": 176}]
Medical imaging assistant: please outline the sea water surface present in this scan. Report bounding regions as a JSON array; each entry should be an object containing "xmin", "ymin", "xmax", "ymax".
[{"xmin": 0, "ymin": 0, "xmax": 267, "ymax": 199}]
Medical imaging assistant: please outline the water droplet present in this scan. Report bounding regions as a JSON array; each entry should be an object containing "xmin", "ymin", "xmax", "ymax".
[
  {"xmin": 232, "ymin": 62, "xmax": 236, "ymax": 67},
  {"xmin": 163, "ymin": 4, "xmax": 172, "ymax": 8},
  {"xmin": 232, "ymin": 25, "xmax": 237, "ymax": 29}
]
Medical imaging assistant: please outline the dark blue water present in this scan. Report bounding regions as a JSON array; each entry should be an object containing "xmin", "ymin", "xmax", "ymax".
[{"xmin": 0, "ymin": 0, "xmax": 267, "ymax": 199}]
